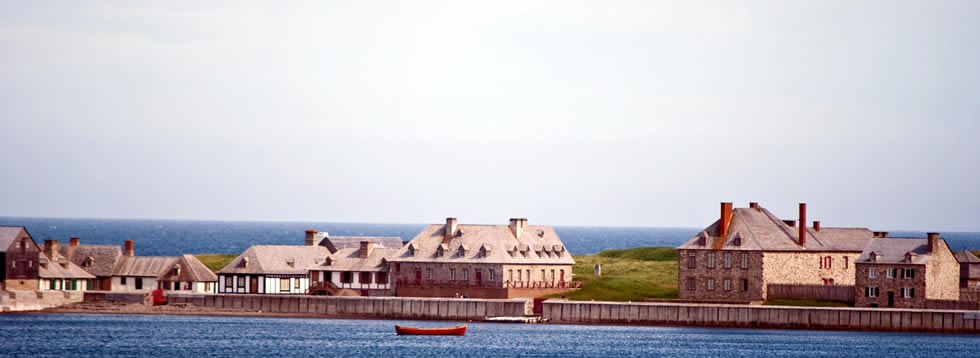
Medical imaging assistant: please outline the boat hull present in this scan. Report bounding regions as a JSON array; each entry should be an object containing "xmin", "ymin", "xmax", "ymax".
[{"xmin": 395, "ymin": 325, "xmax": 467, "ymax": 336}]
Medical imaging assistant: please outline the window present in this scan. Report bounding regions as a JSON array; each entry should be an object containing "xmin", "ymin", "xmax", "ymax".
[
  {"xmin": 821, "ymin": 256, "xmax": 832, "ymax": 269},
  {"xmin": 450, "ymin": 268, "xmax": 456, "ymax": 280},
  {"xmin": 742, "ymin": 279, "xmax": 748, "ymax": 291},
  {"xmin": 280, "ymin": 278, "xmax": 290, "ymax": 292},
  {"xmin": 886, "ymin": 268, "xmax": 895, "ymax": 279},
  {"xmin": 541, "ymin": 269, "xmax": 546, "ymax": 281},
  {"xmin": 395, "ymin": 263, "xmax": 401, "ymax": 272},
  {"xmin": 902, "ymin": 287, "xmax": 915, "ymax": 298},
  {"xmin": 525, "ymin": 269, "xmax": 530, "ymax": 281},
  {"xmin": 205, "ymin": 282, "xmax": 211, "ymax": 291},
  {"xmin": 135, "ymin": 278, "xmax": 143, "ymax": 290},
  {"xmin": 463, "ymin": 269, "xmax": 469, "ymax": 280},
  {"xmin": 865, "ymin": 286, "xmax": 879, "ymax": 298},
  {"xmin": 516, "ymin": 270, "xmax": 522, "ymax": 281},
  {"xmin": 723, "ymin": 279, "xmax": 731, "ymax": 291},
  {"xmin": 489, "ymin": 270, "xmax": 495, "ymax": 281},
  {"xmin": 376, "ymin": 272, "xmax": 388, "ymax": 284},
  {"xmin": 902, "ymin": 268, "xmax": 915, "ymax": 280},
  {"xmin": 687, "ymin": 278, "xmax": 695, "ymax": 290},
  {"xmin": 733, "ymin": 235, "xmax": 741, "ymax": 246},
  {"xmin": 121, "ymin": 276, "xmax": 127, "ymax": 285},
  {"xmin": 687, "ymin": 252, "xmax": 696, "ymax": 268},
  {"xmin": 740, "ymin": 253, "xmax": 748, "ymax": 269},
  {"xmin": 697, "ymin": 236, "xmax": 706, "ymax": 246},
  {"xmin": 28, "ymin": 260, "xmax": 32, "ymax": 268},
  {"xmin": 868, "ymin": 268, "xmax": 877, "ymax": 279},
  {"xmin": 707, "ymin": 279, "xmax": 715, "ymax": 290},
  {"xmin": 723, "ymin": 252, "xmax": 732, "ymax": 269},
  {"xmin": 224, "ymin": 276, "xmax": 233, "ymax": 289},
  {"xmin": 238, "ymin": 276, "xmax": 245, "ymax": 289},
  {"xmin": 550, "ymin": 269, "xmax": 555, "ymax": 281},
  {"xmin": 342, "ymin": 272, "xmax": 353, "ymax": 283},
  {"xmin": 360, "ymin": 272, "xmax": 372, "ymax": 284},
  {"xmin": 707, "ymin": 253, "xmax": 715, "ymax": 268},
  {"xmin": 508, "ymin": 270, "xmax": 513, "ymax": 281},
  {"xmin": 844, "ymin": 256, "xmax": 849, "ymax": 269},
  {"xmin": 427, "ymin": 268, "xmax": 433, "ymax": 280}
]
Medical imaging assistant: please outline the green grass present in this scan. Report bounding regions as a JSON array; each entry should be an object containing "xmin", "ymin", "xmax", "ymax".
[
  {"xmin": 597, "ymin": 246, "xmax": 679, "ymax": 262},
  {"xmin": 763, "ymin": 299, "xmax": 851, "ymax": 307},
  {"xmin": 547, "ymin": 247, "xmax": 679, "ymax": 302},
  {"xmin": 196, "ymin": 254, "xmax": 239, "ymax": 273},
  {"xmin": 972, "ymin": 250, "xmax": 980, "ymax": 258}
]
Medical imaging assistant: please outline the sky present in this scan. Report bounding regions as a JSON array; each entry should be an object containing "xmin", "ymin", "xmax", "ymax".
[{"xmin": 1, "ymin": 1, "xmax": 978, "ymax": 231}]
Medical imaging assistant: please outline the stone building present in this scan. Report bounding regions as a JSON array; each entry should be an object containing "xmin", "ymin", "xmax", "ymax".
[
  {"xmin": 309, "ymin": 241, "xmax": 398, "ymax": 296},
  {"xmin": 677, "ymin": 202, "xmax": 873, "ymax": 301},
  {"xmin": 0, "ymin": 226, "xmax": 40, "ymax": 291},
  {"xmin": 953, "ymin": 249, "xmax": 980, "ymax": 289},
  {"xmin": 389, "ymin": 218, "xmax": 576, "ymax": 299},
  {"xmin": 854, "ymin": 233, "xmax": 960, "ymax": 308}
]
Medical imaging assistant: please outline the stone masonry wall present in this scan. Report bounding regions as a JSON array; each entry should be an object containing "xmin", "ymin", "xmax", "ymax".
[
  {"xmin": 762, "ymin": 251, "xmax": 862, "ymax": 289},
  {"xmin": 927, "ymin": 241, "xmax": 961, "ymax": 301},
  {"xmin": 677, "ymin": 250, "xmax": 765, "ymax": 301},
  {"xmin": 855, "ymin": 264, "xmax": 926, "ymax": 308}
]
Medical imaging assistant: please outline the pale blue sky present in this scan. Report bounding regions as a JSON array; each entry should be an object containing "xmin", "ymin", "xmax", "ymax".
[{"xmin": 1, "ymin": 1, "xmax": 978, "ymax": 231}]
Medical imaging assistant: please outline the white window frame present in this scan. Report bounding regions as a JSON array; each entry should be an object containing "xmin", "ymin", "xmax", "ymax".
[
  {"xmin": 868, "ymin": 268, "xmax": 877, "ymax": 279},
  {"xmin": 707, "ymin": 253, "xmax": 715, "ymax": 268},
  {"xmin": 723, "ymin": 279, "xmax": 731, "ymax": 291},
  {"xmin": 723, "ymin": 252, "xmax": 732, "ymax": 269},
  {"xmin": 740, "ymin": 253, "xmax": 748, "ymax": 269},
  {"xmin": 707, "ymin": 279, "xmax": 715, "ymax": 291},
  {"xmin": 886, "ymin": 268, "xmax": 895, "ymax": 279}
]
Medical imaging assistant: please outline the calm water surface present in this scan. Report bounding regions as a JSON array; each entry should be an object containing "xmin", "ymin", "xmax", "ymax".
[{"xmin": 0, "ymin": 313, "xmax": 976, "ymax": 357}]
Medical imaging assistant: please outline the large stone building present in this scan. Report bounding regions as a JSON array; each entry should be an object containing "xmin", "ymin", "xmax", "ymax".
[
  {"xmin": 677, "ymin": 202, "xmax": 873, "ymax": 301},
  {"xmin": 0, "ymin": 226, "xmax": 41, "ymax": 291},
  {"xmin": 389, "ymin": 218, "xmax": 576, "ymax": 299},
  {"xmin": 854, "ymin": 233, "xmax": 960, "ymax": 308}
]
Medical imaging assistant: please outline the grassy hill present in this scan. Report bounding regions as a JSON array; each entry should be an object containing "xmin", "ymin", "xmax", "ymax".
[
  {"xmin": 549, "ymin": 247, "xmax": 679, "ymax": 302},
  {"xmin": 196, "ymin": 254, "xmax": 238, "ymax": 273}
]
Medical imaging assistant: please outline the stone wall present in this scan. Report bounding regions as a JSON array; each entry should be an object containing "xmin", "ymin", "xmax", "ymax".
[
  {"xmin": 541, "ymin": 300, "xmax": 980, "ymax": 334},
  {"xmin": 677, "ymin": 250, "xmax": 764, "ymax": 301},
  {"xmin": 762, "ymin": 251, "xmax": 862, "ymax": 288},
  {"xmin": 927, "ymin": 241, "xmax": 961, "ymax": 301},
  {"xmin": 0, "ymin": 290, "xmax": 84, "ymax": 312},
  {"xmin": 4, "ymin": 279, "xmax": 40, "ymax": 291},
  {"xmin": 855, "ymin": 264, "xmax": 926, "ymax": 308},
  {"xmin": 166, "ymin": 293, "xmax": 533, "ymax": 320}
]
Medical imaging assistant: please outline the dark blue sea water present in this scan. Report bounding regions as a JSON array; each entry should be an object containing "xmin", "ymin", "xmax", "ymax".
[
  {"xmin": 0, "ymin": 313, "xmax": 976, "ymax": 357},
  {"xmin": 1, "ymin": 217, "xmax": 978, "ymax": 256}
]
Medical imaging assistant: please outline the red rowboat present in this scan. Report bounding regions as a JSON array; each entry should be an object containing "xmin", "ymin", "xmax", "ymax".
[{"xmin": 395, "ymin": 324, "xmax": 467, "ymax": 336}]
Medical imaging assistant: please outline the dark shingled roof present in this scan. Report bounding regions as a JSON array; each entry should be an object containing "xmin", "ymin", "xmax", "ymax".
[
  {"xmin": 39, "ymin": 250, "xmax": 96, "ymax": 280},
  {"xmin": 156, "ymin": 254, "xmax": 218, "ymax": 282},
  {"xmin": 678, "ymin": 207, "xmax": 873, "ymax": 252},
  {"xmin": 954, "ymin": 249, "xmax": 980, "ymax": 263},
  {"xmin": 857, "ymin": 237, "xmax": 945, "ymax": 264},
  {"xmin": 0, "ymin": 226, "xmax": 36, "ymax": 252},
  {"xmin": 318, "ymin": 236, "xmax": 404, "ymax": 254},
  {"xmin": 113, "ymin": 256, "xmax": 178, "ymax": 277},
  {"xmin": 60, "ymin": 244, "xmax": 123, "ymax": 277}
]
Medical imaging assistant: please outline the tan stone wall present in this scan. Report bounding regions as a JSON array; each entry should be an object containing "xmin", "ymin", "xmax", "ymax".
[
  {"xmin": 4, "ymin": 279, "xmax": 39, "ymax": 291},
  {"xmin": 677, "ymin": 249, "xmax": 765, "ymax": 301},
  {"xmin": 926, "ymin": 241, "xmax": 960, "ymax": 300},
  {"xmin": 854, "ymin": 263, "xmax": 926, "ymax": 308},
  {"xmin": 762, "ymin": 251, "xmax": 862, "ymax": 287}
]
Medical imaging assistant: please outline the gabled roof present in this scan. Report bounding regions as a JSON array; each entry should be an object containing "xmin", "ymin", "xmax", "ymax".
[
  {"xmin": 318, "ymin": 236, "xmax": 403, "ymax": 253},
  {"xmin": 113, "ymin": 256, "xmax": 178, "ymax": 277},
  {"xmin": 0, "ymin": 226, "xmax": 37, "ymax": 252},
  {"xmin": 391, "ymin": 222, "xmax": 574, "ymax": 265},
  {"xmin": 677, "ymin": 207, "xmax": 873, "ymax": 252},
  {"xmin": 218, "ymin": 245, "xmax": 330, "ymax": 275},
  {"xmin": 313, "ymin": 247, "xmax": 398, "ymax": 272},
  {"xmin": 39, "ymin": 250, "xmax": 95, "ymax": 279},
  {"xmin": 857, "ymin": 238, "xmax": 938, "ymax": 264},
  {"xmin": 156, "ymin": 254, "xmax": 218, "ymax": 282},
  {"xmin": 60, "ymin": 244, "xmax": 123, "ymax": 277},
  {"xmin": 954, "ymin": 249, "xmax": 980, "ymax": 263}
]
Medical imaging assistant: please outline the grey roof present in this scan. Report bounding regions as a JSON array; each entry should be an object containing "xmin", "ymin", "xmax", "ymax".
[
  {"xmin": 60, "ymin": 244, "xmax": 123, "ymax": 277},
  {"xmin": 318, "ymin": 236, "xmax": 404, "ymax": 253},
  {"xmin": 955, "ymin": 249, "xmax": 980, "ymax": 279},
  {"xmin": 113, "ymin": 256, "xmax": 178, "ymax": 277},
  {"xmin": 218, "ymin": 245, "xmax": 331, "ymax": 275},
  {"xmin": 156, "ymin": 254, "xmax": 218, "ymax": 282},
  {"xmin": 677, "ymin": 207, "xmax": 873, "ymax": 252},
  {"xmin": 39, "ymin": 250, "xmax": 96, "ymax": 279},
  {"xmin": 0, "ymin": 226, "xmax": 36, "ymax": 252},
  {"xmin": 390, "ymin": 222, "xmax": 574, "ymax": 265},
  {"xmin": 856, "ymin": 238, "xmax": 938, "ymax": 264},
  {"xmin": 954, "ymin": 249, "xmax": 980, "ymax": 263},
  {"xmin": 311, "ymin": 247, "xmax": 399, "ymax": 272}
]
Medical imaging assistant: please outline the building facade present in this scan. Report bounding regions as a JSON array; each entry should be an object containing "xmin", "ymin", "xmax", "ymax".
[
  {"xmin": 59, "ymin": 237, "xmax": 124, "ymax": 291},
  {"xmin": 677, "ymin": 202, "xmax": 871, "ymax": 301},
  {"xmin": 389, "ymin": 218, "xmax": 576, "ymax": 299},
  {"xmin": 954, "ymin": 249, "xmax": 980, "ymax": 289},
  {"xmin": 1, "ymin": 226, "xmax": 41, "ymax": 291},
  {"xmin": 38, "ymin": 239, "xmax": 95, "ymax": 291},
  {"xmin": 854, "ymin": 233, "xmax": 960, "ymax": 308}
]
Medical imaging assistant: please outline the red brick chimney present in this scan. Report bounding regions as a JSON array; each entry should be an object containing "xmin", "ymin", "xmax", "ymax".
[
  {"xmin": 43, "ymin": 239, "xmax": 58, "ymax": 259},
  {"xmin": 749, "ymin": 202, "xmax": 759, "ymax": 210},
  {"xmin": 813, "ymin": 221, "xmax": 820, "ymax": 232},
  {"xmin": 124, "ymin": 240, "xmax": 134, "ymax": 256},
  {"xmin": 719, "ymin": 202, "xmax": 733, "ymax": 237},
  {"xmin": 927, "ymin": 232, "xmax": 939, "ymax": 254},
  {"xmin": 305, "ymin": 229, "xmax": 317, "ymax": 246},
  {"xmin": 70, "ymin": 237, "xmax": 80, "ymax": 247},
  {"xmin": 798, "ymin": 203, "xmax": 807, "ymax": 248}
]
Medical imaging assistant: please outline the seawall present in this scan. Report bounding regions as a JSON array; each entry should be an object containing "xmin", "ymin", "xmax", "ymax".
[
  {"xmin": 166, "ymin": 293, "xmax": 532, "ymax": 320},
  {"xmin": 1, "ymin": 290, "xmax": 85, "ymax": 312},
  {"xmin": 541, "ymin": 300, "xmax": 980, "ymax": 334}
]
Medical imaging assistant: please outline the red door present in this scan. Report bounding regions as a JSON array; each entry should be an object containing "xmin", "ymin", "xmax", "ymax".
[
  {"xmin": 475, "ymin": 271, "xmax": 482, "ymax": 284},
  {"xmin": 560, "ymin": 270, "xmax": 565, "ymax": 282},
  {"xmin": 415, "ymin": 270, "xmax": 422, "ymax": 282}
]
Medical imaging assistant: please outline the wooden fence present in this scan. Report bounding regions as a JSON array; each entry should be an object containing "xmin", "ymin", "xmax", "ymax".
[
  {"xmin": 925, "ymin": 299, "xmax": 980, "ymax": 311},
  {"xmin": 767, "ymin": 284, "xmax": 855, "ymax": 302}
]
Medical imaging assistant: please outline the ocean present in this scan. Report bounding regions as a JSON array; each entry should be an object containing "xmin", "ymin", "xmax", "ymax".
[
  {"xmin": 1, "ymin": 217, "xmax": 978, "ymax": 256},
  {"xmin": 0, "ymin": 314, "xmax": 977, "ymax": 357}
]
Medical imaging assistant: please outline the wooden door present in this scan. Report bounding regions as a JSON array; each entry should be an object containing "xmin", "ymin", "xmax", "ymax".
[
  {"xmin": 475, "ymin": 271, "xmax": 482, "ymax": 283},
  {"xmin": 250, "ymin": 276, "xmax": 258, "ymax": 293},
  {"xmin": 415, "ymin": 270, "xmax": 422, "ymax": 281}
]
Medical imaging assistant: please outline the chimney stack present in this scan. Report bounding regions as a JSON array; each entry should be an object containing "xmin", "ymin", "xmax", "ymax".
[
  {"xmin": 749, "ymin": 202, "xmax": 759, "ymax": 210},
  {"xmin": 927, "ymin": 232, "xmax": 940, "ymax": 254},
  {"xmin": 445, "ymin": 217, "xmax": 458, "ymax": 240},
  {"xmin": 43, "ymin": 239, "xmax": 58, "ymax": 258},
  {"xmin": 509, "ymin": 218, "xmax": 527, "ymax": 240},
  {"xmin": 359, "ymin": 241, "xmax": 374, "ymax": 258},
  {"xmin": 124, "ymin": 240, "xmax": 134, "ymax": 256},
  {"xmin": 719, "ymin": 202, "xmax": 733, "ymax": 237},
  {"xmin": 70, "ymin": 237, "xmax": 80, "ymax": 247},
  {"xmin": 305, "ymin": 229, "xmax": 317, "ymax": 246},
  {"xmin": 798, "ymin": 203, "xmax": 807, "ymax": 248},
  {"xmin": 782, "ymin": 220, "xmax": 796, "ymax": 227},
  {"xmin": 813, "ymin": 221, "xmax": 820, "ymax": 232},
  {"xmin": 873, "ymin": 231, "xmax": 889, "ymax": 238}
]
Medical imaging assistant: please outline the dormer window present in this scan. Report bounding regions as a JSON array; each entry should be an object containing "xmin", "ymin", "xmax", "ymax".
[
  {"xmin": 697, "ymin": 236, "xmax": 706, "ymax": 246},
  {"xmin": 407, "ymin": 244, "xmax": 416, "ymax": 257},
  {"xmin": 905, "ymin": 252, "xmax": 916, "ymax": 262},
  {"xmin": 83, "ymin": 257, "xmax": 95, "ymax": 267},
  {"xmin": 457, "ymin": 245, "xmax": 468, "ymax": 257},
  {"xmin": 436, "ymin": 244, "xmax": 447, "ymax": 258},
  {"xmin": 733, "ymin": 233, "xmax": 742, "ymax": 246},
  {"xmin": 479, "ymin": 245, "xmax": 491, "ymax": 258},
  {"xmin": 172, "ymin": 265, "xmax": 181, "ymax": 277},
  {"xmin": 241, "ymin": 257, "xmax": 250, "ymax": 268},
  {"xmin": 324, "ymin": 257, "xmax": 333, "ymax": 266},
  {"xmin": 869, "ymin": 252, "xmax": 878, "ymax": 262},
  {"xmin": 536, "ymin": 229, "xmax": 545, "ymax": 238},
  {"xmin": 286, "ymin": 259, "xmax": 295, "ymax": 268}
]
